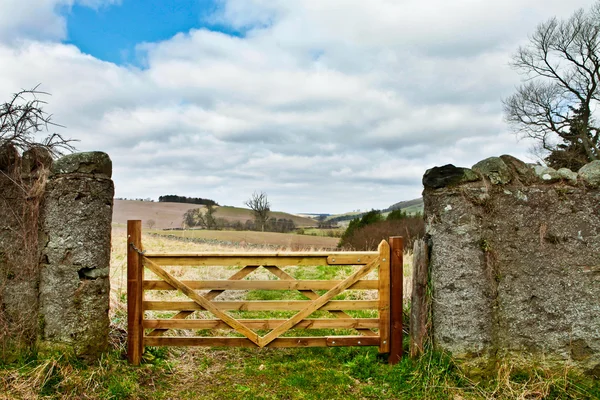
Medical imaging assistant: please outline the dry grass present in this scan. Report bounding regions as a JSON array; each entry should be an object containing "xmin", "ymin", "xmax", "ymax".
[{"xmin": 148, "ymin": 228, "xmax": 339, "ymax": 249}]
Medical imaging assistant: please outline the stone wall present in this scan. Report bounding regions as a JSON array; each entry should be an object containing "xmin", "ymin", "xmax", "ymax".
[
  {"xmin": 423, "ymin": 156, "xmax": 600, "ymax": 376},
  {"xmin": 0, "ymin": 147, "xmax": 113, "ymax": 360}
]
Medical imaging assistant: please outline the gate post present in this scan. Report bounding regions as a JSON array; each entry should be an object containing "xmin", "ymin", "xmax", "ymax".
[
  {"xmin": 389, "ymin": 236, "xmax": 404, "ymax": 364},
  {"xmin": 127, "ymin": 220, "xmax": 144, "ymax": 365}
]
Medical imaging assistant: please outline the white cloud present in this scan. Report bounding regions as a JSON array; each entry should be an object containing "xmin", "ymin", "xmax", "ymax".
[
  {"xmin": 0, "ymin": 0, "xmax": 119, "ymax": 42},
  {"xmin": 0, "ymin": 0, "xmax": 593, "ymax": 212}
]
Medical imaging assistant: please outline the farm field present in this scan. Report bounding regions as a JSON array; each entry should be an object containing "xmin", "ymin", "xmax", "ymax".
[
  {"xmin": 1, "ymin": 228, "xmax": 597, "ymax": 399},
  {"xmin": 147, "ymin": 228, "xmax": 340, "ymax": 249},
  {"xmin": 113, "ymin": 200, "xmax": 318, "ymax": 229}
]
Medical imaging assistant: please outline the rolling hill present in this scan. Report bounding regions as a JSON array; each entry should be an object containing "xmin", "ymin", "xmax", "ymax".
[{"xmin": 112, "ymin": 200, "xmax": 318, "ymax": 229}]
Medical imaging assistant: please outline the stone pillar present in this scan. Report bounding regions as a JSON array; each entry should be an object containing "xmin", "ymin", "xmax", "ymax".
[
  {"xmin": 423, "ymin": 156, "xmax": 600, "ymax": 376},
  {"xmin": 39, "ymin": 152, "xmax": 114, "ymax": 359}
]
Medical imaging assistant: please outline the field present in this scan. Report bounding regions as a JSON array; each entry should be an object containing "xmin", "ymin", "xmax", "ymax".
[
  {"xmin": 148, "ymin": 228, "xmax": 339, "ymax": 249},
  {"xmin": 1, "ymin": 228, "xmax": 598, "ymax": 399},
  {"xmin": 113, "ymin": 200, "xmax": 318, "ymax": 229}
]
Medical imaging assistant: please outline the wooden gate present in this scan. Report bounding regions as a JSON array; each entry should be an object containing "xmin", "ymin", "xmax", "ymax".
[{"xmin": 126, "ymin": 220, "xmax": 404, "ymax": 365}]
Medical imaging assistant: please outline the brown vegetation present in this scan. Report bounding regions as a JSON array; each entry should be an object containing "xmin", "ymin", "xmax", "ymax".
[{"xmin": 339, "ymin": 218, "xmax": 425, "ymax": 251}]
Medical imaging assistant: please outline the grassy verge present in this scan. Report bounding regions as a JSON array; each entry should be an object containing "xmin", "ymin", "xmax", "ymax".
[{"xmin": 2, "ymin": 344, "xmax": 598, "ymax": 399}]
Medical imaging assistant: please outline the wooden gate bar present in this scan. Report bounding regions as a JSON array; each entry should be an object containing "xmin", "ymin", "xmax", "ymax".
[
  {"xmin": 143, "ymin": 318, "xmax": 380, "ymax": 330},
  {"xmin": 127, "ymin": 220, "xmax": 144, "ymax": 366},
  {"xmin": 389, "ymin": 236, "xmax": 404, "ymax": 365},
  {"xmin": 144, "ymin": 253, "xmax": 378, "ymax": 267},
  {"xmin": 145, "ymin": 336, "xmax": 380, "ymax": 348},
  {"xmin": 143, "ymin": 279, "xmax": 379, "ymax": 290},
  {"xmin": 143, "ymin": 300, "xmax": 378, "ymax": 311}
]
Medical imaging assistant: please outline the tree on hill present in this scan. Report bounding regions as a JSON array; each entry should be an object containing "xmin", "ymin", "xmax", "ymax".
[
  {"xmin": 386, "ymin": 209, "xmax": 408, "ymax": 221},
  {"xmin": 245, "ymin": 191, "xmax": 270, "ymax": 232},
  {"xmin": 183, "ymin": 205, "xmax": 218, "ymax": 230},
  {"xmin": 159, "ymin": 195, "xmax": 218, "ymax": 206},
  {"xmin": 339, "ymin": 209, "xmax": 383, "ymax": 246},
  {"xmin": 503, "ymin": 2, "xmax": 600, "ymax": 169}
]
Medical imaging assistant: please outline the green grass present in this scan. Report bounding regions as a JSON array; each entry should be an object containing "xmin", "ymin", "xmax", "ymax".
[{"xmin": 2, "ymin": 339, "xmax": 599, "ymax": 399}]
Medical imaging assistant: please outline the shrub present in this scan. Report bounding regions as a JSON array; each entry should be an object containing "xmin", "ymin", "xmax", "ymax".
[{"xmin": 338, "ymin": 217, "xmax": 424, "ymax": 251}]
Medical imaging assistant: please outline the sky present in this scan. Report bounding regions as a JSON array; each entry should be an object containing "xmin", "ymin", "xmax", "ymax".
[{"xmin": 0, "ymin": 0, "xmax": 594, "ymax": 214}]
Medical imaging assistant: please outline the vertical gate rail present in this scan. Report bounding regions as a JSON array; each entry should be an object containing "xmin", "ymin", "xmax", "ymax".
[{"xmin": 127, "ymin": 220, "xmax": 403, "ymax": 365}]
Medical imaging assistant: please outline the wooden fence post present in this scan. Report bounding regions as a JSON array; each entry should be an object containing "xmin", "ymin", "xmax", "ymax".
[
  {"xmin": 388, "ymin": 236, "xmax": 404, "ymax": 364},
  {"xmin": 378, "ymin": 240, "xmax": 391, "ymax": 354},
  {"xmin": 127, "ymin": 220, "xmax": 144, "ymax": 365}
]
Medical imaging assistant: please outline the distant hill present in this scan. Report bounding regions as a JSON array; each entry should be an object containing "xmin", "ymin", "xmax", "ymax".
[
  {"xmin": 325, "ymin": 197, "xmax": 424, "ymax": 225},
  {"xmin": 384, "ymin": 197, "xmax": 424, "ymax": 214},
  {"xmin": 112, "ymin": 200, "xmax": 318, "ymax": 229}
]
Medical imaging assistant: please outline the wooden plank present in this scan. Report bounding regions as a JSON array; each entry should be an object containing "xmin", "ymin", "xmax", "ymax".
[
  {"xmin": 145, "ymin": 251, "xmax": 377, "ymax": 258},
  {"xmin": 257, "ymin": 248, "xmax": 383, "ymax": 347},
  {"xmin": 146, "ymin": 256, "xmax": 330, "ymax": 267},
  {"xmin": 378, "ymin": 240, "xmax": 391, "ymax": 353},
  {"xmin": 326, "ymin": 336, "xmax": 380, "ymax": 347},
  {"xmin": 326, "ymin": 254, "xmax": 377, "ymax": 265},
  {"xmin": 144, "ymin": 336, "xmax": 379, "ymax": 348},
  {"xmin": 127, "ymin": 220, "xmax": 144, "ymax": 366},
  {"xmin": 389, "ymin": 236, "xmax": 404, "ymax": 364},
  {"xmin": 144, "ymin": 252, "xmax": 378, "ymax": 267},
  {"xmin": 409, "ymin": 238, "xmax": 429, "ymax": 359},
  {"xmin": 143, "ymin": 279, "xmax": 379, "ymax": 291},
  {"xmin": 143, "ymin": 300, "xmax": 379, "ymax": 311},
  {"xmin": 146, "ymin": 266, "xmax": 258, "ymax": 337},
  {"xmin": 142, "ymin": 257, "xmax": 260, "ymax": 346},
  {"xmin": 143, "ymin": 318, "xmax": 380, "ymax": 330},
  {"xmin": 263, "ymin": 266, "xmax": 378, "ymax": 337}
]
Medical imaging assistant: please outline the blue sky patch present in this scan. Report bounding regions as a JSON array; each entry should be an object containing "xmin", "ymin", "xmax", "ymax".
[{"xmin": 63, "ymin": 0, "xmax": 241, "ymax": 65}]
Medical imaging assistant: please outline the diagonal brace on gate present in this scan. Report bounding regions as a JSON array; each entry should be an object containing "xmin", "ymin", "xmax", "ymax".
[
  {"xmin": 142, "ymin": 257, "xmax": 261, "ymax": 346},
  {"xmin": 257, "ymin": 257, "xmax": 380, "ymax": 347},
  {"xmin": 262, "ymin": 265, "xmax": 378, "ymax": 337},
  {"xmin": 146, "ymin": 265, "xmax": 259, "ymax": 337}
]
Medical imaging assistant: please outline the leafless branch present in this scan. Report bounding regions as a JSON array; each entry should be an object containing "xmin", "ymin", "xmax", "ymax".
[{"xmin": 0, "ymin": 85, "xmax": 77, "ymax": 157}]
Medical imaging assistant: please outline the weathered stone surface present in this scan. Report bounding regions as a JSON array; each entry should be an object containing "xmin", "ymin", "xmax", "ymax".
[
  {"xmin": 39, "ymin": 158, "xmax": 114, "ymax": 359},
  {"xmin": 0, "ymin": 148, "xmax": 44, "ymax": 358},
  {"xmin": 578, "ymin": 160, "xmax": 600, "ymax": 187},
  {"xmin": 556, "ymin": 168, "xmax": 578, "ymax": 184},
  {"xmin": 425, "ymin": 190, "xmax": 494, "ymax": 359},
  {"xmin": 21, "ymin": 147, "xmax": 53, "ymax": 176},
  {"xmin": 472, "ymin": 157, "xmax": 512, "ymax": 185},
  {"xmin": 39, "ymin": 265, "xmax": 109, "ymax": 358},
  {"xmin": 423, "ymin": 164, "xmax": 480, "ymax": 189},
  {"xmin": 51, "ymin": 151, "xmax": 112, "ymax": 178},
  {"xmin": 500, "ymin": 155, "xmax": 538, "ymax": 185},
  {"xmin": 424, "ymin": 155, "xmax": 600, "ymax": 375},
  {"xmin": 533, "ymin": 165, "xmax": 560, "ymax": 182},
  {"xmin": 0, "ymin": 144, "xmax": 20, "ymax": 172},
  {"xmin": 1, "ymin": 150, "xmax": 114, "ymax": 362}
]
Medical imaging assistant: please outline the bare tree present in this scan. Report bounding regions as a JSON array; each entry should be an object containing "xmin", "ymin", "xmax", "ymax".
[
  {"xmin": 0, "ymin": 85, "xmax": 76, "ymax": 156},
  {"xmin": 503, "ymin": 3, "xmax": 600, "ymax": 169},
  {"xmin": 196, "ymin": 204, "xmax": 218, "ymax": 230},
  {"xmin": 244, "ymin": 191, "xmax": 270, "ymax": 232},
  {"xmin": 182, "ymin": 205, "xmax": 218, "ymax": 230},
  {"xmin": 146, "ymin": 219, "xmax": 156, "ymax": 229}
]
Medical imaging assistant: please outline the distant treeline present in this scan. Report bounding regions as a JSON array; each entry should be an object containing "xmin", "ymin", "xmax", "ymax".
[
  {"xmin": 328, "ymin": 213, "xmax": 367, "ymax": 224},
  {"xmin": 158, "ymin": 195, "xmax": 219, "ymax": 206}
]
